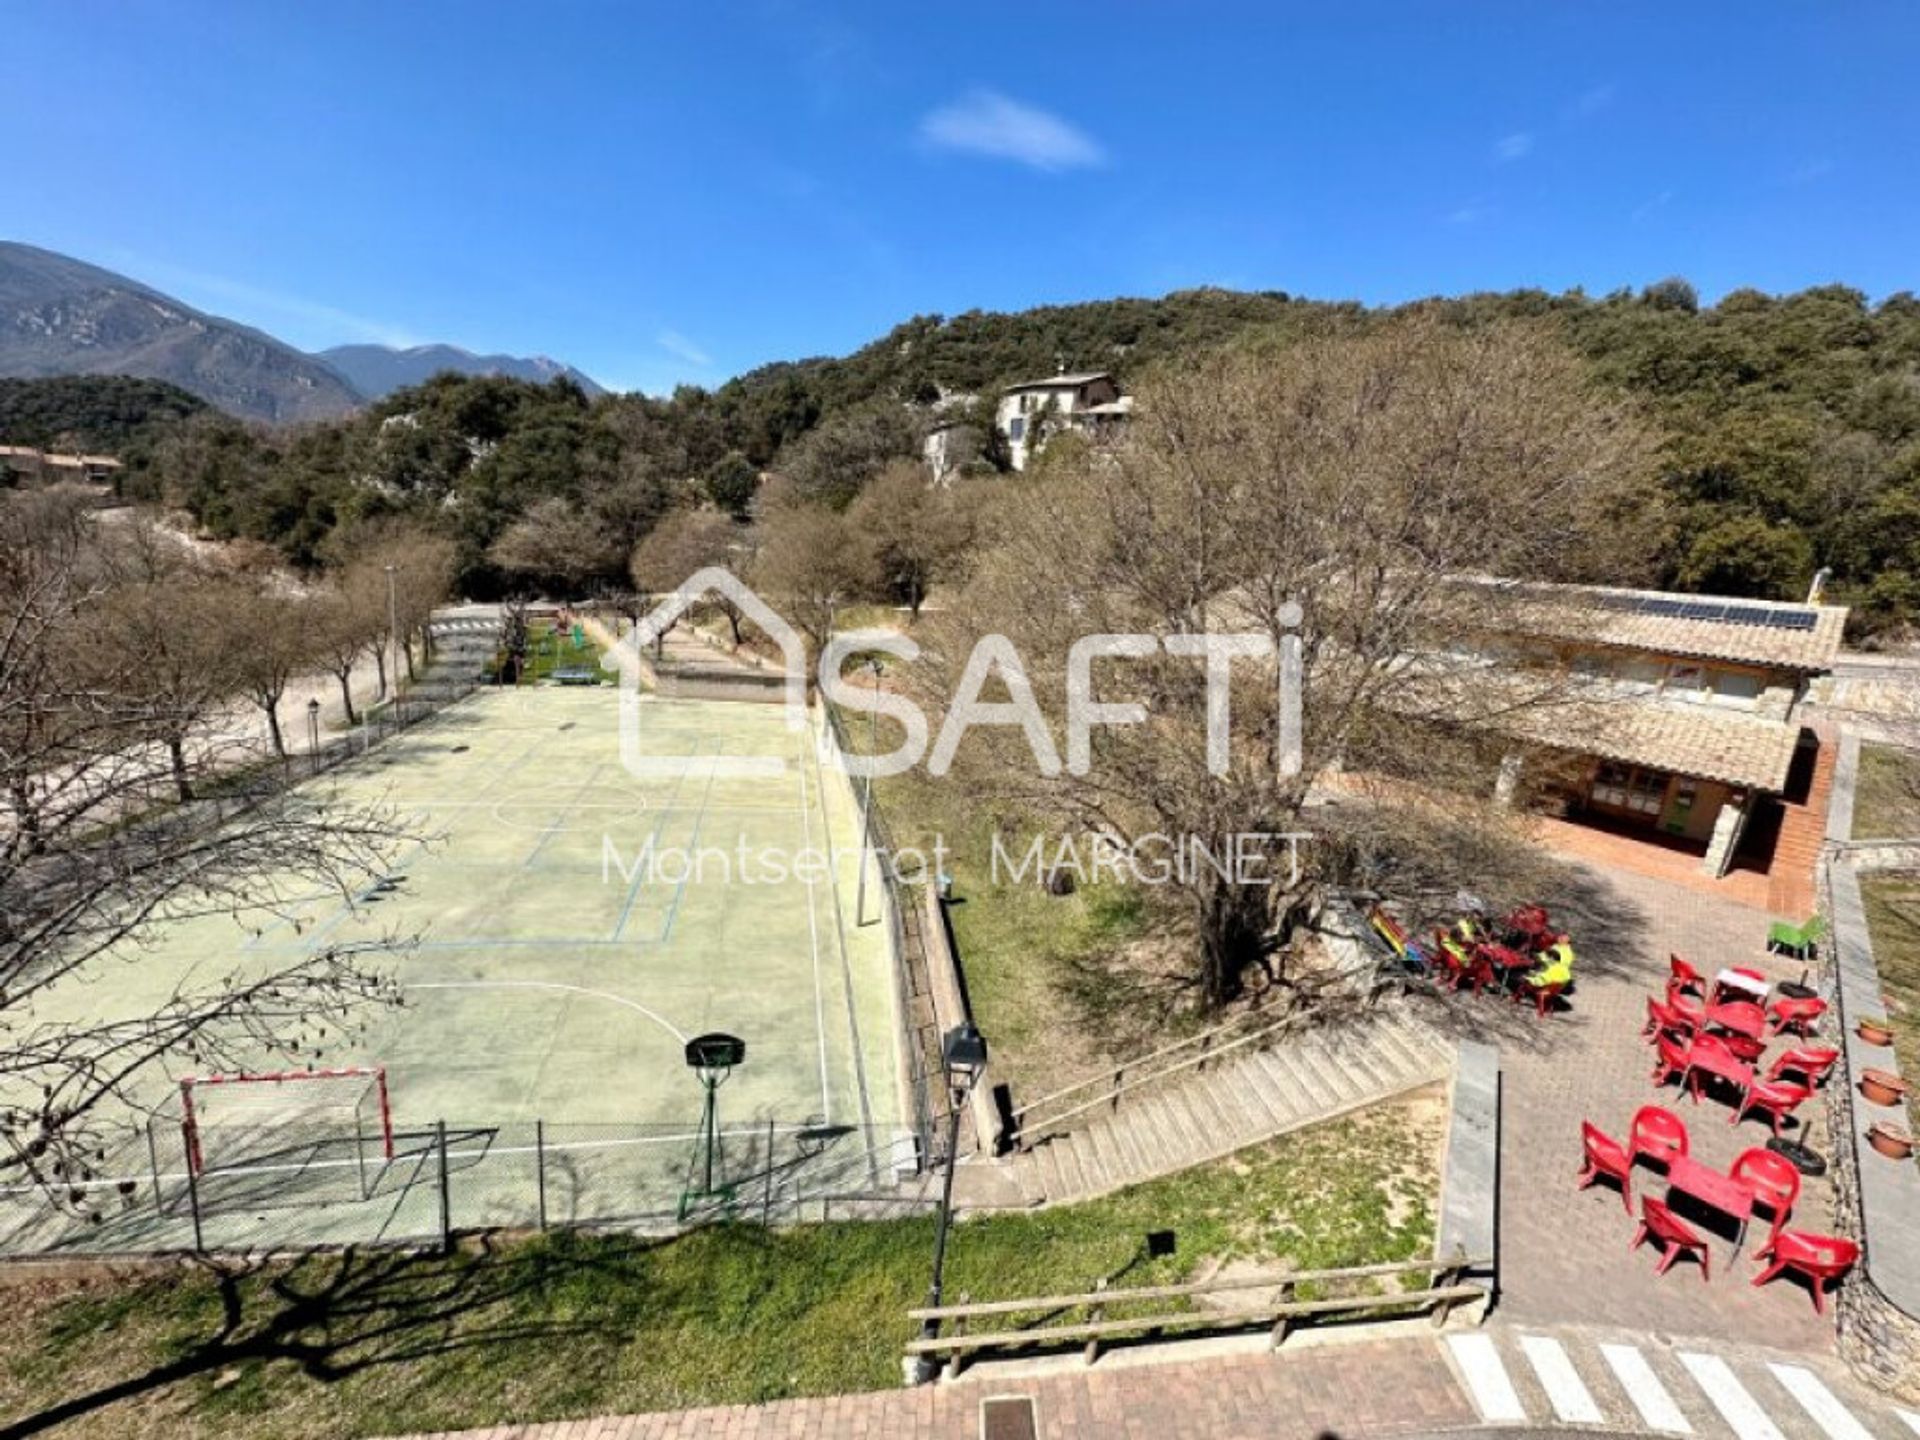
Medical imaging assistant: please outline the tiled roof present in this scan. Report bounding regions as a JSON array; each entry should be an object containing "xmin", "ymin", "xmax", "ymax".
[
  {"xmin": 1495, "ymin": 693, "xmax": 1803, "ymax": 792},
  {"xmin": 1467, "ymin": 578, "xmax": 1847, "ymax": 674},
  {"xmin": 1003, "ymin": 372, "xmax": 1113, "ymax": 393}
]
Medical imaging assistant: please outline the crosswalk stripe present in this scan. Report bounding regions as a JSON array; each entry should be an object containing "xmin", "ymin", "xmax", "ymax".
[
  {"xmin": 1446, "ymin": 1333, "xmax": 1527, "ymax": 1423},
  {"xmin": 1896, "ymin": 1409, "xmax": 1920, "ymax": 1437},
  {"xmin": 1600, "ymin": 1342, "xmax": 1693, "ymax": 1434},
  {"xmin": 1679, "ymin": 1352, "xmax": 1787, "ymax": 1440},
  {"xmin": 1769, "ymin": 1365, "xmax": 1875, "ymax": 1440},
  {"xmin": 1520, "ymin": 1335, "xmax": 1605, "ymax": 1424}
]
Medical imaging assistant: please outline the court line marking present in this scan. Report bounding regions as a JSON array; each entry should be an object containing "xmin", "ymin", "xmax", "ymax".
[
  {"xmin": 1599, "ymin": 1342, "xmax": 1692, "ymax": 1434},
  {"xmin": 609, "ymin": 747, "xmax": 696, "ymax": 941},
  {"xmin": 1445, "ymin": 1333, "xmax": 1526, "ymax": 1423},
  {"xmin": 797, "ymin": 739, "xmax": 834, "ymax": 1125},
  {"xmin": 1678, "ymin": 1352, "xmax": 1786, "ymax": 1440},
  {"xmin": 1518, "ymin": 1334, "xmax": 1604, "ymax": 1425},
  {"xmin": 1767, "ymin": 1364, "xmax": 1874, "ymax": 1440},
  {"xmin": 406, "ymin": 979, "xmax": 689, "ymax": 1044}
]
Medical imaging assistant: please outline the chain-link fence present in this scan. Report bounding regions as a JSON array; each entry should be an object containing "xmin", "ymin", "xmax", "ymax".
[
  {"xmin": 0, "ymin": 1112, "xmax": 931, "ymax": 1258},
  {"xmin": 821, "ymin": 703, "xmax": 943, "ymax": 1162}
]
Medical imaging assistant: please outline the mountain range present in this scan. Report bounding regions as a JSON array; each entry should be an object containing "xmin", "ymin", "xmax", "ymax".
[
  {"xmin": 317, "ymin": 344, "xmax": 602, "ymax": 400},
  {"xmin": 0, "ymin": 242, "xmax": 604, "ymax": 424}
]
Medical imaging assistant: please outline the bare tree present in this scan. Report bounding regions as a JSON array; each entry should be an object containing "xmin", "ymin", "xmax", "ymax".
[
  {"xmin": 845, "ymin": 459, "xmax": 979, "ymax": 620},
  {"xmin": 0, "ymin": 493, "xmax": 420, "ymax": 1215},
  {"xmin": 232, "ymin": 585, "xmax": 314, "ymax": 760},
  {"xmin": 312, "ymin": 587, "xmax": 378, "ymax": 727},
  {"xmin": 489, "ymin": 497, "xmax": 625, "ymax": 597},
  {"xmin": 752, "ymin": 494, "xmax": 875, "ymax": 651},
  {"xmin": 915, "ymin": 321, "xmax": 1662, "ymax": 1008},
  {"xmin": 629, "ymin": 507, "xmax": 743, "ymax": 654}
]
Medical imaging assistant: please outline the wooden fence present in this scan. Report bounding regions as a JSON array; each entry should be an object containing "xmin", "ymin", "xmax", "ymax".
[{"xmin": 905, "ymin": 1250, "xmax": 1489, "ymax": 1377}]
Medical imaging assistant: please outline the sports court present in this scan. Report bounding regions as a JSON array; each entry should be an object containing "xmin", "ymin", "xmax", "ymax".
[{"xmin": 1, "ymin": 686, "xmax": 915, "ymax": 1251}]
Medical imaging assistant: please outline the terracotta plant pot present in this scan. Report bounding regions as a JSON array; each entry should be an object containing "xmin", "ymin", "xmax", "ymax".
[
  {"xmin": 1857, "ymin": 1018, "xmax": 1897, "ymax": 1047},
  {"xmin": 1869, "ymin": 1122, "xmax": 1916, "ymax": 1161},
  {"xmin": 1859, "ymin": 1068, "xmax": 1912, "ymax": 1107}
]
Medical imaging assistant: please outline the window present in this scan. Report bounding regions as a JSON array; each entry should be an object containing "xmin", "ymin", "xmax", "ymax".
[
  {"xmin": 1710, "ymin": 671, "xmax": 1763, "ymax": 709},
  {"xmin": 1007, "ymin": 417, "xmax": 1025, "ymax": 442},
  {"xmin": 1615, "ymin": 658, "xmax": 1666, "ymax": 693},
  {"xmin": 1591, "ymin": 762, "xmax": 1669, "ymax": 817},
  {"xmin": 1664, "ymin": 662, "xmax": 1709, "ymax": 703}
]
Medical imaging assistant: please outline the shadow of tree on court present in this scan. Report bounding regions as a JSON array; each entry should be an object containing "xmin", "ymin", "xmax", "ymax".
[{"xmin": 3, "ymin": 1234, "xmax": 631, "ymax": 1438}]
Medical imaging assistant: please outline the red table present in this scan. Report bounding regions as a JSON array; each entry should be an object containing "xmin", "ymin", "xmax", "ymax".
[
  {"xmin": 1683, "ymin": 1041, "xmax": 1755, "ymax": 1104},
  {"xmin": 1484, "ymin": 944, "xmax": 1535, "ymax": 984},
  {"xmin": 1667, "ymin": 1152, "xmax": 1755, "ymax": 1252},
  {"xmin": 1703, "ymin": 1001, "xmax": 1767, "ymax": 1041}
]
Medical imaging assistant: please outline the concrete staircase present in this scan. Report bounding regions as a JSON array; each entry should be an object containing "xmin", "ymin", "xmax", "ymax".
[{"xmin": 1000, "ymin": 1011, "xmax": 1453, "ymax": 1207}]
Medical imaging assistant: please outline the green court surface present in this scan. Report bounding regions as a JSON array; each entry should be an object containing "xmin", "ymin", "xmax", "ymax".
[{"xmin": 1, "ymin": 688, "xmax": 914, "ymax": 1252}]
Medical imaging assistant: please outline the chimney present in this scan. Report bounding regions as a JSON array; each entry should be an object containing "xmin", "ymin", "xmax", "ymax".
[{"xmin": 1807, "ymin": 567, "xmax": 1832, "ymax": 605}]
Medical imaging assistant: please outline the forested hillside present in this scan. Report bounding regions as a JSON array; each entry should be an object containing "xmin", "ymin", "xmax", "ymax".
[
  {"xmin": 51, "ymin": 282, "xmax": 1920, "ymax": 632},
  {"xmin": 0, "ymin": 375, "xmax": 208, "ymax": 454}
]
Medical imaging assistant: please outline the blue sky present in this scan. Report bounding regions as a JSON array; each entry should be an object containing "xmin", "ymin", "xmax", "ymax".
[{"xmin": 6, "ymin": 2, "xmax": 1915, "ymax": 394}]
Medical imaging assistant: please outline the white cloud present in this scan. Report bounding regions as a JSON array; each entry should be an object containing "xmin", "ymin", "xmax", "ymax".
[
  {"xmin": 1493, "ymin": 132, "xmax": 1534, "ymax": 163},
  {"xmin": 1568, "ymin": 84, "xmax": 1616, "ymax": 119},
  {"xmin": 656, "ymin": 329, "xmax": 713, "ymax": 368},
  {"xmin": 918, "ymin": 90, "xmax": 1107, "ymax": 172}
]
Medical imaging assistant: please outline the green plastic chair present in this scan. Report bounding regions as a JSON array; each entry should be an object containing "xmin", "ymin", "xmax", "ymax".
[{"xmin": 1767, "ymin": 913, "xmax": 1826, "ymax": 960}]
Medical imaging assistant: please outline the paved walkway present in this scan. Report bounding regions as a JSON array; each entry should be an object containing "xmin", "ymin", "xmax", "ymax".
[
  {"xmin": 1413, "ymin": 863, "xmax": 1837, "ymax": 1352},
  {"xmin": 394, "ymin": 1321, "xmax": 1920, "ymax": 1439},
  {"xmin": 400, "ymin": 1334, "xmax": 1475, "ymax": 1438}
]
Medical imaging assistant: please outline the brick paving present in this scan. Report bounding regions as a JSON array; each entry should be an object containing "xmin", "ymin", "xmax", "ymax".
[
  {"xmin": 1413, "ymin": 861, "xmax": 1839, "ymax": 1353},
  {"xmin": 399, "ymin": 1335, "xmax": 1474, "ymax": 1439},
  {"xmin": 1525, "ymin": 723, "xmax": 1836, "ymax": 921}
]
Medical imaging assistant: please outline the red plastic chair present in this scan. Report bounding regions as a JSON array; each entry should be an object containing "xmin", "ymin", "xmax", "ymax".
[
  {"xmin": 1722, "ymin": 1032, "xmax": 1768, "ymax": 1065},
  {"xmin": 1731, "ymin": 1147, "xmax": 1801, "ymax": 1249},
  {"xmin": 1731, "ymin": 1077, "xmax": 1813, "ymax": 1135},
  {"xmin": 1431, "ymin": 931, "xmax": 1472, "ymax": 990},
  {"xmin": 1751, "ymin": 1230, "xmax": 1859, "ymax": 1315},
  {"xmin": 1669, "ymin": 954, "xmax": 1706, "ymax": 998},
  {"xmin": 1643, "ymin": 996, "xmax": 1700, "ymax": 1042},
  {"xmin": 1632, "ymin": 1196, "xmax": 1711, "ymax": 1279},
  {"xmin": 1628, "ymin": 1104, "xmax": 1690, "ymax": 1170},
  {"xmin": 1767, "ymin": 995, "xmax": 1828, "ymax": 1039},
  {"xmin": 1651, "ymin": 1030, "xmax": 1696, "ymax": 1093},
  {"xmin": 1766, "ymin": 1046, "xmax": 1840, "ymax": 1089},
  {"xmin": 1665, "ymin": 981, "xmax": 1707, "ymax": 1023},
  {"xmin": 1578, "ymin": 1121, "xmax": 1634, "ymax": 1212},
  {"xmin": 1526, "ymin": 980, "xmax": 1568, "ymax": 1017}
]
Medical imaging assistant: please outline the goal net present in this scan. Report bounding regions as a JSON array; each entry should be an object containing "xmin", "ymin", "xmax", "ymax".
[{"xmin": 170, "ymin": 1067, "xmax": 396, "ymax": 1208}]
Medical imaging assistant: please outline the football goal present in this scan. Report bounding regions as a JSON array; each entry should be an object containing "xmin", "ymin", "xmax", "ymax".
[{"xmin": 170, "ymin": 1067, "xmax": 396, "ymax": 1206}]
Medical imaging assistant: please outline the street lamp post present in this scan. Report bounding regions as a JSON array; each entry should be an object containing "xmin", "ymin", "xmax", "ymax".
[
  {"xmin": 306, "ymin": 697, "xmax": 321, "ymax": 769},
  {"xmin": 854, "ymin": 656, "xmax": 883, "ymax": 927},
  {"xmin": 914, "ymin": 1021, "xmax": 988, "ymax": 1385}
]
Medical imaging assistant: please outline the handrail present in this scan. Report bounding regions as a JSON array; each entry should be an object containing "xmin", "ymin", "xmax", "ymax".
[
  {"xmin": 902, "ymin": 1251, "xmax": 1493, "ymax": 1367},
  {"xmin": 907, "ymin": 1253, "xmax": 1486, "ymax": 1321},
  {"xmin": 1008, "ymin": 1002, "xmax": 1289, "ymax": 1129},
  {"xmin": 1007, "ymin": 1010, "xmax": 1303, "ymax": 1150}
]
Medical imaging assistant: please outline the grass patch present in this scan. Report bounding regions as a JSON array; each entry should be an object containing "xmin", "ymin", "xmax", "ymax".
[
  {"xmin": 874, "ymin": 760, "xmax": 1178, "ymax": 1100},
  {"xmin": 0, "ymin": 1106, "xmax": 1439, "ymax": 1439},
  {"xmin": 485, "ymin": 623, "xmax": 605, "ymax": 685},
  {"xmin": 1853, "ymin": 744, "xmax": 1920, "ymax": 840},
  {"xmin": 1858, "ymin": 873, "xmax": 1920, "ymax": 1152}
]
